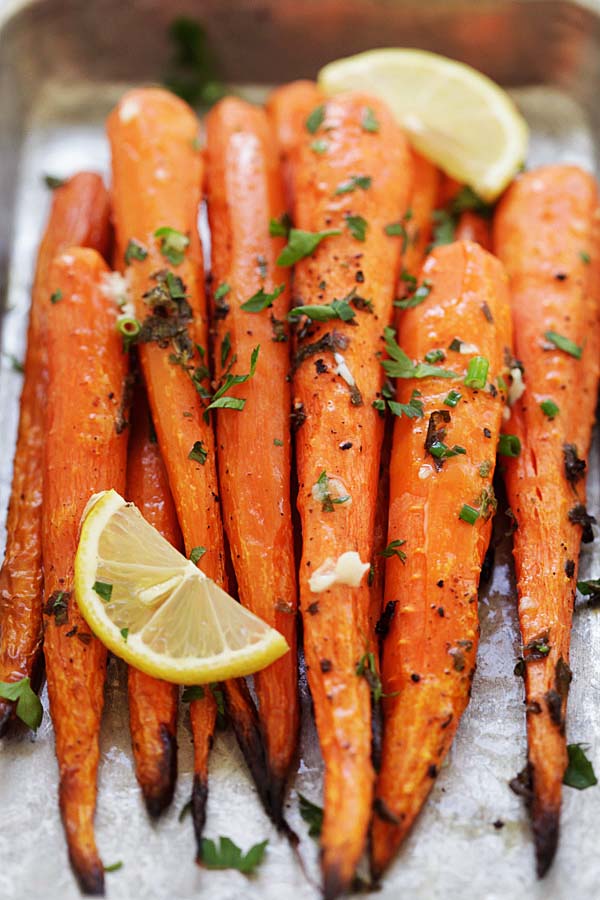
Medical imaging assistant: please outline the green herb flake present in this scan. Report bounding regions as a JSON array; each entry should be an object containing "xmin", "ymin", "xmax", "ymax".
[
  {"xmin": 478, "ymin": 460, "xmax": 492, "ymax": 478},
  {"xmin": 298, "ymin": 793, "xmax": 323, "ymax": 839},
  {"xmin": 182, "ymin": 685, "xmax": 205, "ymax": 702},
  {"xmin": 580, "ymin": 251, "xmax": 591, "ymax": 265},
  {"xmin": 544, "ymin": 330, "xmax": 582, "ymax": 359},
  {"xmin": 345, "ymin": 214, "xmax": 368, "ymax": 242},
  {"xmin": 154, "ymin": 226, "xmax": 190, "ymax": 266},
  {"xmin": 289, "ymin": 292, "xmax": 356, "ymax": 323},
  {"xmin": 428, "ymin": 442, "xmax": 467, "ymax": 460},
  {"xmin": 44, "ymin": 174, "xmax": 66, "ymax": 190},
  {"xmin": 431, "ymin": 209, "xmax": 456, "ymax": 247},
  {"xmin": 424, "ymin": 349, "xmax": 445, "ymax": 364},
  {"xmin": 577, "ymin": 578, "xmax": 600, "ymax": 597},
  {"xmin": 379, "ymin": 539, "xmax": 407, "ymax": 563},
  {"xmin": 4, "ymin": 353, "xmax": 24, "ymax": 374},
  {"xmin": 394, "ymin": 280, "xmax": 432, "ymax": 310},
  {"xmin": 164, "ymin": 17, "xmax": 226, "ymax": 107},
  {"xmin": 0, "ymin": 677, "xmax": 43, "ymax": 730},
  {"xmin": 315, "ymin": 470, "xmax": 350, "ymax": 513},
  {"xmin": 269, "ymin": 213, "xmax": 292, "ymax": 238},
  {"xmin": 120, "ymin": 627, "xmax": 129, "ymax": 642},
  {"xmin": 277, "ymin": 228, "xmax": 341, "ymax": 267},
  {"xmin": 334, "ymin": 175, "xmax": 372, "ymax": 196},
  {"xmin": 178, "ymin": 800, "xmax": 192, "ymax": 822},
  {"xmin": 361, "ymin": 106, "xmax": 380, "ymax": 133},
  {"xmin": 387, "ymin": 389, "xmax": 424, "ymax": 420},
  {"xmin": 498, "ymin": 433, "xmax": 521, "ymax": 457},
  {"xmin": 50, "ymin": 290, "xmax": 62, "ymax": 304},
  {"xmin": 273, "ymin": 438, "xmax": 284, "ymax": 447},
  {"xmin": 124, "ymin": 239, "xmax": 148, "ymax": 265},
  {"xmin": 563, "ymin": 743, "xmax": 597, "ymax": 790},
  {"xmin": 355, "ymin": 651, "xmax": 392, "ymax": 703},
  {"xmin": 188, "ymin": 440, "xmax": 208, "ymax": 464},
  {"xmin": 305, "ymin": 105, "xmax": 325, "ymax": 134},
  {"xmin": 104, "ymin": 862, "xmax": 123, "ymax": 873},
  {"xmin": 444, "ymin": 390, "xmax": 462, "ymax": 408},
  {"xmin": 204, "ymin": 345, "xmax": 260, "ymax": 420},
  {"xmin": 92, "ymin": 581, "xmax": 113, "ymax": 603},
  {"xmin": 190, "ymin": 546, "xmax": 207, "ymax": 564},
  {"xmin": 241, "ymin": 283, "xmax": 285, "ymax": 313},
  {"xmin": 199, "ymin": 836, "xmax": 268, "ymax": 874},
  {"xmin": 459, "ymin": 504, "xmax": 480, "ymax": 525},
  {"xmin": 382, "ymin": 327, "xmax": 455, "ymax": 380},
  {"xmin": 540, "ymin": 399, "xmax": 559, "ymax": 419},
  {"xmin": 214, "ymin": 282, "xmax": 231, "ymax": 301},
  {"xmin": 464, "ymin": 356, "xmax": 489, "ymax": 389},
  {"xmin": 310, "ymin": 139, "xmax": 329, "ymax": 155}
]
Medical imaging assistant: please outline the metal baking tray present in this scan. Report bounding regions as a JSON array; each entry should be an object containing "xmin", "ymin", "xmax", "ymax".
[{"xmin": 1, "ymin": 1, "xmax": 600, "ymax": 898}]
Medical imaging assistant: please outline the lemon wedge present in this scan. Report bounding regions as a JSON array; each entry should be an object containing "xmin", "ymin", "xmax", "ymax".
[
  {"xmin": 74, "ymin": 490, "xmax": 288, "ymax": 683},
  {"xmin": 318, "ymin": 48, "xmax": 528, "ymax": 201}
]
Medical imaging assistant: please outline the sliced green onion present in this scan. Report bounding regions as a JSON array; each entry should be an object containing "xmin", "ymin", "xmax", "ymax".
[
  {"xmin": 424, "ymin": 349, "xmax": 445, "ymax": 364},
  {"xmin": 116, "ymin": 315, "xmax": 141, "ymax": 352},
  {"xmin": 459, "ymin": 504, "xmax": 480, "ymax": 525},
  {"xmin": 544, "ymin": 330, "xmax": 582, "ymax": 359},
  {"xmin": 540, "ymin": 399, "xmax": 559, "ymax": 419},
  {"xmin": 464, "ymin": 356, "xmax": 489, "ymax": 389},
  {"xmin": 444, "ymin": 390, "xmax": 462, "ymax": 408},
  {"xmin": 498, "ymin": 433, "xmax": 521, "ymax": 457}
]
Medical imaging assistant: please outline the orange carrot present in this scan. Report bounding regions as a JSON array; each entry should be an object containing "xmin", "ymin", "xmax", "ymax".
[
  {"xmin": 371, "ymin": 240, "xmax": 512, "ymax": 878},
  {"xmin": 205, "ymin": 97, "xmax": 298, "ymax": 816},
  {"xmin": 107, "ymin": 87, "xmax": 274, "ymax": 836},
  {"xmin": 493, "ymin": 164, "xmax": 600, "ymax": 876},
  {"xmin": 0, "ymin": 174, "xmax": 110, "ymax": 735},
  {"xmin": 401, "ymin": 151, "xmax": 440, "ymax": 282},
  {"xmin": 42, "ymin": 247, "xmax": 128, "ymax": 893},
  {"xmin": 266, "ymin": 80, "xmax": 324, "ymax": 209},
  {"xmin": 455, "ymin": 210, "xmax": 492, "ymax": 249},
  {"xmin": 126, "ymin": 387, "xmax": 181, "ymax": 817},
  {"xmin": 287, "ymin": 92, "xmax": 411, "ymax": 897}
]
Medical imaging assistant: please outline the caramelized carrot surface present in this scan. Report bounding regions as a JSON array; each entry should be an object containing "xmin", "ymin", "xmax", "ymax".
[
  {"xmin": 401, "ymin": 151, "xmax": 440, "ymax": 281},
  {"xmin": 266, "ymin": 80, "xmax": 324, "ymax": 209},
  {"xmin": 42, "ymin": 247, "xmax": 128, "ymax": 894},
  {"xmin": 494, "ymin": 164, "xmax": 600, "ymax": 876},
  {"xmin": 205, "ymin": 97, "xmax": 298, "ymax": 815},
  {"xmin": 288, "ymin": 92, "xmax": 412, "ymax": 897},
  {"xmin": 0, "ymin": 174, "xmax": 110, "ymax": 734},
  {"xmin": 126, "ymin": 388, "xmax": 181, "ymax": 818},
  {"xmin": 371, "ymin": 241, "xmax": 512, "ymax": 878}
]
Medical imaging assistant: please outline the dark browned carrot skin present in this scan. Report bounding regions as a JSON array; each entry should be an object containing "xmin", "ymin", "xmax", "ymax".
[
  {"xmin": 126, "ymin": 388, "xmax": 181, "ymax": 817},
  {"xmin": 371, "ymin": 241, "xmax": 512, "ymax": 879},
  {"xmin": 288, "ymin": 93, "xmax": 411, "ymax": 898},
  {"xmin": 0, "ymin": 174, "xmax": 111, "ymax": 735},
  {"xmin": 43, "ymin": 248, "xmax": 128, "ymax": 894},
  {"xmin": 266, "ymin": 80, "xmax": 324, "ymax": 210},
  {"xmin": 107, "ymin": 88, "xmax": 274, "ymax": 836},
  {"xmin": 205, "ymin": 97, "xmax": 298, "ymax": 820},
  {"xmin": 494, "ymin": 165, "xmax": 600, "ymax": 876}
]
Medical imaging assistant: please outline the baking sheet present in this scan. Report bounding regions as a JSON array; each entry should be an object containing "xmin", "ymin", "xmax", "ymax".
[{"xmin": 0, "ymin": 76, "xmax": 599, "ymax": 900}]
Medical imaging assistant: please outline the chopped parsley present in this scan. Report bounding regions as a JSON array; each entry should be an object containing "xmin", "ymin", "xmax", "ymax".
[
  {"xmin": 298, "ymin": 793, "xmax": 323, "ymax": 839},
  {"xmin": 3, "ymin": 353, "xmax": 24, "ymax": 374},
  {"xmin": 577, "ymin": 578, "xmax": 600, "ymax": 598},
  {"xmin": 498, "ymin": 434, "xmax": 521, "ymax": 457},
  {"xmin": 382, "ymin": 327, "xmax": 455, "ymax": 380},
  {"xmin": 104, "ymin": 862, "xmax": 123, "ymax": 873},
  {"xmin": 277, "ymin": 228, "xmax": 341, "ymax": 266},
  {"xmin": 305, "ymin": 105, "xmax": 325, "ymax": 134},
  {"xmin": 120, "ymin": 628, "xmax": 129, "ymax": 642},
  {"xmin": 314, "ymin": 470, "xmax": 350, "ymax": 513},
  {"xmin": 334, "ymin": 175, "xmax": 372, "ymax": 195},
  {"xmin": 154, "ymin": 226, "xmax": 190, "ymax": 266},
  {"xmin": 202, "ymin": 345, "xmax": 260, "ymax": 420},
  {"xmin": 269, "ymin": 213, "xmax": 292, "ymax": 238},
  {"xmin": 540, "ymin": 399, "xmax": 559, "ymax": 419},
  {"xmin": 241, "ymin": 284, "xmax": 285, "ymax": 313},
  {"xmin": 50, "ymin": 290, "xmax": 62, "ymax": 304},
  {"xmin": 92, "ymin": 581, "xmax": 113, "ymax": 603},
  {"xmin": 0, "ymin": 677, "xmax": 43, "ymax": 730},
  {"xmin": 273, "ymin": 438, "xmax": 284, "ymax": 447},
  {"xmin": 544, "ymin": 330, "xmax": 582, "ymax": 359},
  {"xmin": 563, "ymin": 744, "xmax": 597, "ymax": 789},
  {"xmin": 379, "ymin": 539, "xmax": 407, "ymax": 563},
  {"xmin": 428, "ymin": 442, "xmax": 467, "ymax": 460},
  {"xmin": 431, "ymin": 209, "xmax": 456, "ymax": 246},
  {"xmin": 580, "ymin": 250, "xmax": 591, "ymax": 265},
  {"xmin": 289, "ymin": 292, "xmax": 356, "ymax": 323},
  {"xmin": 188, "ymin": 440, "xmax": 208, "ymax": 464},
  {"xmin": 43, "ymin": 174, "xmax": 66, "ymax": 189},
  {"xmin": 387, "ymin": 389, "xmax": 424, "ymax": 420},
  {"xmin": 189, "ymin": 546, "xmax": 207, "ymax": 564},
  {"xmin": 214, "ymin": 282, "xmax": 231, "ymax": 301},
  {"xmin": 182, "ymin": 685, "xmax": 205, "ymax": 702},
  {"xmin": 199, "ymin": 837, "xmax": 268, "ymax": 874},
  {"xmin": 394, "ymin": 279, "xmax": 432, "ymax": 310},
  {"xmin": 124, "ymin": 239, "xmax": 148, "ymax": 265},
  {"xmin": 356, "ymin": 651, "xmax": 396, "ymax": 703},
  {"xmin": 345, "ymin": 214, "xmax": 368, "ymax": 242},
  {"xmin": 424, "ymin": 349, "xmax": 446, "ymax": 364},
  {"xmin": 361, "ymin": 106, "xmax": 380, "ymax": 132}
]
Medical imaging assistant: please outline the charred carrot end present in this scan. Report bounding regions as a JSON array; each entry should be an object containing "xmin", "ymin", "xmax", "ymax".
[
  {"xmin": 372, "ymin": 241, "xmax": 513, "ymax": 877},
  {"xmin": 0, "ymin": 173, "xmax": 111, "ymax": 735},
  {"xmin": 494, "ymin": 164, "xmax": 600, "ymax": 878},
  {"xmin": 205, "ymin": 96, "xmax": 298, "ymax": 821},
  {"xmin": 266, "ymin": 80, "xmax": 324, "ymax": 209},
  {"xmin": 42, "ymin": 247, "xmax": 128, "ymax": 892},
  {"xmin": 126, "ymin": 387, "xmax": 180, "ymax": 817},
  {"xmin": 189, "ymin": 693, "xmax": 217, "ymax": 850}
]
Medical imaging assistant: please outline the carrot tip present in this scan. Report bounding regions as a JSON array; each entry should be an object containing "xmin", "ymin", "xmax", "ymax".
[
  {"xmin": 533, "ymin": 805, "xmax": 560, "ymax": 878},
  {"xmin": 69, "ymin": 854, "xmax": 105, "ymax": 896},
  {"xmin": 142, "ymin": 723, "xmax": 178, "ymax": 818},
  {"xmin": 191, "ymin": 773, "xmax": 209, "ymax": 852},
  {"xmin": 0, "ymin": 700, "xmax": 13, "ymax": 738},
  {"xmin": 322, "ymin": 862, "xmax": 348, "ymax": 900}
]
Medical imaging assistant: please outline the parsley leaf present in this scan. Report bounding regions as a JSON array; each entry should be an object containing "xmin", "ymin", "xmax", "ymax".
[
  {"xmin": 204, "ymin": 346, "xmax": 260, "ymax": 419},
  {"xmin": 182, "ymin": 685, "xmax": 205, "ymax": 702},
  {"xmin": 241, "ymin": 284, "xmax": 285, "ymax": 313},
  {"xmin": 298, "ymin": 793, "xmax": 323, "ymax": 839},
  {"xmin": 305, "ymin": 105, "xmax": 325, "ymax": 134},
  {"xmin": 3, "ymin": 353, "xmax": 24, "ymax": 373},
  {"xmin": 334, "ymin": 175, "xmax": 372, "ymax": 196},
  {"xmin": 0, "ymin": 677, "xmax": 43, "ymax": 730},
  {"xmin": 394, "ymin": 279, "xmax": 432, "ymax": 310},
  {"xmin": 577, "ymin": 578, "xmax": 600, "ymax": 597},
  {"xmin": 92, "ymin": 581, "xmax": 113, "ymax": 602},
  {"xmin": 345, "ymin": 214, "xmax": 367, "ymax": 242},
  {"xmin": 189, "ymin": 546, "xmax": 207, "ymax": 564},
  {"xmin": 154, "ymin": 227, "xmax": 190, "ymax": 266},
  {"xmin": 387, "ymin": 389, "xmax": 424, "ymax": 420},
  {"xmin": 124, "ymin": 239, "xmax": 148, "ymax": 265},
  {"xmin": 361, "ymin": 106, "xmax": 379, "ymax": 132},
  {"xmin": 314, "ymin": 470, "xmax": 350, "ymax": 513},
  {"xmin": 50, "ymin": 290, "xmax": 62, "ymax": 304},
  {"xmin": 188, "ymin": 440, "xmax": 208, "ymax": 464},
  {"xmin": 199, "ymin": 837, "xmax": 268, "ymax": 874},
  {"xmin": 214, "ymin": 282, "xmax": 231, "ymax": 301},
  {"xmin": 269, "ymin": 213, "xmax": 292, "ymax": 238},
  {"xmin": 289, "ymin": 295, "xmax": 356, "ymax": 323},
  {"xmin": 44, "ymin": 174, "xmax": 66, "ymax": 190},
  {"xmin": 544, "ymin": 330, "xmax": 582, "ymax": 359},
  {"xmin": 563, "ymin": 744, "xmax": 597, "ymax": 790},
  {"xmin": 379, "ymin": 539, "xmax": 407, "ymax": 562},
  {"xmin": 431, "ymin": 209, "xmax": 456, "ymax": 246},
  {"xmin": 277, "ymin": 228, "xmax": 341, "ymax": 266},
  {"xmin": 382, "ymin": 327, "xmax": 455, "ymax": 380}
]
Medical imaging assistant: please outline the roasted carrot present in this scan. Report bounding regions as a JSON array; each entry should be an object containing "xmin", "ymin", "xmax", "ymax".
[
  {"xmin": 205, "ymin": 96, "xmax": 298, "ymax": 818},
  {"xmin": 0, "ymin": 174, "xmax": 110, "ymax": 735},
  {"xmin": 401, "ymin": 151, "xmax": 440, "ymax": 282},
  {"xmin": 493, "ymin": 164, "xmax": 600, "ymax": 876},
  {"xmin": 126, "ymin": 387, "xmax": 181, "ymax": 817},
  {"xmin": 107, "ymin": 88, "xmax": 275, "ymax": 838},
  {"xmin": 455, "ymin": 210, "xmax": 492, "ymax": 249},
  {"xmin": 42, "ymin": 247, "xmax": 128, "ymax": 894},
  {"xmin": 371, "ymin": 240, "xmax": 512, "ymax": 879},
  {"xmin": 288, "ymin": 93, "xmax": 411, "ymax": 898},
  {"xmin": 266, "ymin": 80, "xmax": 324, "ymax": 209}
]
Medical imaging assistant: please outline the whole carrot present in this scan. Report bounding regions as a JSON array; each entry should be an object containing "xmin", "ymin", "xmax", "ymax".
[
  {"xmin": 371, "ymin": 240, "xmax": 512, "ymax": 878},
  {"xmin": 205, "ymin": 96, "xmax": 298, "ymax": 820},
  {"xmin": 494, "ymin": 164, "xmax": 600, "ymax": 876},
  {"xmin": 126, "ymin": 387, "xmax": 181, "ymax": 817},
  {"xmin": 42, "ymin": 247, "xmax": 128, "ymax": 894},
  {"xmin": 287, "ymin": 92, "xmax": 411, "ymax": 898},
  {"xmin": 107, "ymin": 88, "xmax": 275, "ymax": 837},
  {"xmin": 400, "ymin": 151, "xmax": 440, "ymax": 283},
  {"xmin": 0, "ymin": 174, "xmax": 110, "ymax": 735},
  {"xmin": 266, "ymin": 80, "xmax": 324, "ymax": 209}
]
